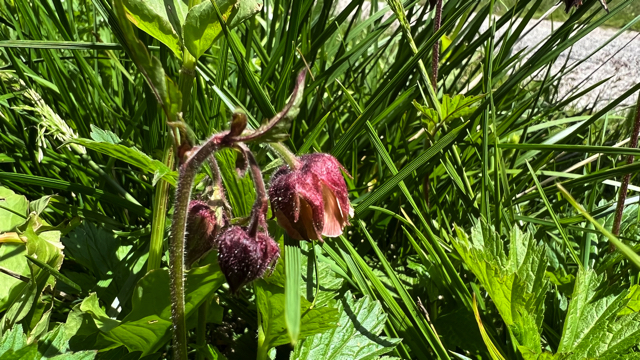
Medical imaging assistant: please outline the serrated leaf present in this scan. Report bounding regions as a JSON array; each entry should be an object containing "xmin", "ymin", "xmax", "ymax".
[
  {"xmin": 416, "ymin": 94, "xmax": 483, "ymax": 125},
  {"xmin": 556, "ymin": 269, "xmax": 640, "ymax": 359},
  {"xmin": 122, "ymin": 0, "xmax": 182, "ymax": 57},
  {"xmin": 0, "ymin": 187, "xmax": 29, "ymax": 232},
  {"xmin": 67, "ymin": 138, "xmax": 176, "ymax": 186},
  {"xmin": 183, "ymin": 0, "xmax": 235, "ymax": 59},
  {"xmin": 452, "ymin": 220, "xmax": 549, "ymax": 356},
  {"xmin": 291, "ymin": 291, "xmax": 400, "ymax": 359},
  {"xmin": 0, "ymin": 323, "xmax": 96, "ymax": 360},
  {"xmin": 255, "ymin": 280, "xmax": 339, "ymax": 350}
]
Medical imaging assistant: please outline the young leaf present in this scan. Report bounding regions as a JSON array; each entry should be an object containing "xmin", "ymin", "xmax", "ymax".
[
  {"xmin": 255, "ymin": 280, "xmax": 339, "ymax": 351},
  {"xmin": 291, "ymin": 291, "xmax": 400, "ymax": 359},
  {"xmin": 121, "ymin": 0, "xmax": 183, "ymax": 57},
  {"xmin": 415, "ymin": 94, "xmax": 484, "ymax": 125},
  {"xmin": 67, "ymin": 138, "xmax": 177, "ymax": 186},
  {"xmin": 183, "ymin": 0, "xmax": 235, "ymax": 59},
  {"xmin": 557, "ymin": 269, "xmax": 640, "ymax": 359},
  {"xmin": 452, "ymin": 220, "xmax": 549, "ymax": 357},
  {"xmin": 0, "ymin": 187, "xmax": 29, "ymax": 232}
]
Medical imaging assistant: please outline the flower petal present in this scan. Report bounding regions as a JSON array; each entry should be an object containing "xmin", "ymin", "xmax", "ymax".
[{"xmin": 321, "ymin": 183, "xmax": 345, "ymax": 237}]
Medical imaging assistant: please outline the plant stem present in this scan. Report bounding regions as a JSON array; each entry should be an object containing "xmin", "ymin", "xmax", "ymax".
[
  {"xmin": 245, "ymin": 148, "xmax": 268, "ymax": 237},
  {"xmin": 169, "ymin": 133, "xmax": 225, "ymax": 360},
  {"xmin": 431, "ymin": 0, "xmax": 442, "ymax": 88},
  {"xmin": 195, "ymin": 299, "xmax": 208, "ymax": 360},
  {"xmin": 148, "ymin": 140, "xmax": 174, "ymax": 272},
  {"xmin": 179, "ymin": 54, "xmax": 197, "ymax": 115},
  {"xmin": 269, "ymin": 142, "xmax": 301, "ymax": 170},
  {"xmin": 256, "ymin": 283, "xmax": 268, "ymax": 360},
  {"xmin": 611, "ymin": 92, "xmax": 640, "ymax": 248}
]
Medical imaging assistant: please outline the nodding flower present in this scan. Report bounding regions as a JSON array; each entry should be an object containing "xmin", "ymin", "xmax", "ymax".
[
  {"xmin": 216, "ymin": 226, "xmax": 279, "ymax": 294},
  {"xmin": 185, "ymin": 200, "xmax": 225, "ymax": 268},
  {"xmin": 268, "ymin": 153, "xmax": 353, "ymax": 241}
]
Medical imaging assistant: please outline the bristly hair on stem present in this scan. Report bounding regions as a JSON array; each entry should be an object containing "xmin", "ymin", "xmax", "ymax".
[
  {"xmin": 241, "ymin": 144, "xmax": 269, "ymax": 237},
  {"xmin": 431, "ymin": 0, "xmax": 442, "ymax": 89},
  {"xmin": 611, "ymin": 92, "xmax": 640, "ymax": 250}
]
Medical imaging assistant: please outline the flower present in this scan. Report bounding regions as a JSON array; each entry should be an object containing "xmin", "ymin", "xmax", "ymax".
[
  {"xmin": 217, "ymin": 226, "xmax": 280, "ymax": 293},
  {"xmin": 268, "ymin": 153, "xmax": 353, "ymax": 241},
  {"xmin": 185, "ymin": 200, "xmax": 224, "ymax": 268}
]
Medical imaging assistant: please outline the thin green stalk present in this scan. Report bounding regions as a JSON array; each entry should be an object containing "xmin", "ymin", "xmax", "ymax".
[
  {"xmin": 147, "ymin": 140, "xmax": 174, "ymax": 272},
  {"xmin": 196, "ymin": 298, "xmax": 208, "ymax": 360},
  {"xmin": 269, "ymin": 141, "xmax": 301, "ymax": 170},
  {"xmin": 179, "ymin": 54, "xmax": 197, "ymax": 115}
]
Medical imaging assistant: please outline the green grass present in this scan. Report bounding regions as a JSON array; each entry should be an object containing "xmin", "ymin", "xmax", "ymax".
[{"xmin": 1, "ymin": 0, "xmax": 640, "ymax": 359}]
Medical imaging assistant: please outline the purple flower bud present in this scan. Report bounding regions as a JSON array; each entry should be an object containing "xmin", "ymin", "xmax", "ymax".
[
  {"xmin": 186, "ymin": 200, "xmax": 224, "ymax": 268},
  {"xmin": 217, "ymin": 226, "xmax": 280, "ymax": 293},
  {"xmin": 268, "ymin": 153, "xmax": 353, "ymax": 241}
]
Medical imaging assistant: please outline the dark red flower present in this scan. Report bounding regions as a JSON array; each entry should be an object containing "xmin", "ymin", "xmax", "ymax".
[
  {"xmin": 185, "ymin": 200, "xmax": 224, "ymax": 268},
  {"xmin": 268, "ymin": 153, "xmax": 353, "ymax": 241},
  {"xmin": 217, "ymin": 226, "xmax": 280, "ymax": 293}
]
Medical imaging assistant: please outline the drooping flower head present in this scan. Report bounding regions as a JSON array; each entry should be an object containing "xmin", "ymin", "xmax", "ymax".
[
  {"xmin": 268, "ymin": 153, "xmax": 353, "ymax": 241},
  {"xmin": 185, "ymin": 200, "xmax": 226, "ymax": 268},
  {"xmin": 217, "ymin": 226, "xmax": 280, "ymax": 293}
]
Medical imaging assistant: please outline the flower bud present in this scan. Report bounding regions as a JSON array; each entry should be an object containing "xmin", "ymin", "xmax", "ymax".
[
  {"xmin": 268, "ymin": 153, "xmax": 353, "ymax": 241},
  {"xmin": 217, "ymin": 226, "xmax": 280, "ymax": 293},
  {"xmin": 185, "ymin": 200, "xmax": 224, "ymax": 268}
]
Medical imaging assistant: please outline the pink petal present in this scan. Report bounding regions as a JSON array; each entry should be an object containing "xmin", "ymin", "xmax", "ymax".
[{"xmin": 321, "ymin": 183, "xmax": 345, "ymax": 237}]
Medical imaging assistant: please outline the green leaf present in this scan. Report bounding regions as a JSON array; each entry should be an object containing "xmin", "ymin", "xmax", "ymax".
[
  {"xmin": 67, "ymin": 138, "xmax": 176, "ymax": 186},
  {"xmin": 226, "ymin": 0, "xmax": 262, "ymax": 29},
  {"xmin": 81, "ymin": 263, "xmax": 225, "ymax": 355},
  {"xmin": 0, "ymin": 243, "xmax": 30, "ymax": 312},
  {"xmin": 114, "ymin": 0, "xmax": 182, "ymax": 121},
  {"xmin": 0, "ymin": 187, "xmax": 29, "ymax": 232},
  {"xmin": 415, "ymin": 94, "xmax": 483, "ymax": 125},
  {"xmin": 0, "ymin": 323, "xmax": 96, "ymax": 360},
  {"xmin": 183, "ymin": 0, "xmax": 235, "ymax": 59},
  {"xmin": 89, "ymin": 125, "xmax": 121, "ymax": 144},
  {"xmin": 557, "ymin": 269, "xmax": 640, "ymax": 359},
  {"xmin": 452, "ymin": 220, "xmax": 549, "ymax": 356},
  {"xmin": 256, "ymin": 280, "xmax": 339, "ymax": 350},
  {"xmin": 121, "ymin": 0, "xmax": 182, "ymax": 57},
  {"xmin": 284, "ymin": 241, "xmax": 301, "ymax": 345},
  {"xmin": 291, "ymin": 291, "xmax": 400, "ymax": 359}
]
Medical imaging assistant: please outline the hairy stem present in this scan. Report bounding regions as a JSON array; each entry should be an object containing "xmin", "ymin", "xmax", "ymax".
[
  {"xmin": 245, "ymin": 148, "xmax": 268, "ymax": 237},
  {"xmin": 169, "ymin": 133, "xmax": 225, "ymax": 360},
  {"xmin": 431, "ymin": 0, "xmax": 442, "ymax": 88},
  {"xmin": 611, "ymin": 92, "xmax": 640, "ymax": 248},
  {"xmin": 208, "ymin": 154, "xmax": 232, "ymax": 213}
]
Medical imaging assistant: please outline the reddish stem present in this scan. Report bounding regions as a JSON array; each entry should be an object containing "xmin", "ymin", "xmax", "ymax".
[
  {"xmin": 611, "ymin": 93, "xmax": 640, "ymax": 249},
  {"xmin": 431, "ymin": 0, "xmax": 443, "ymax": 89}
]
